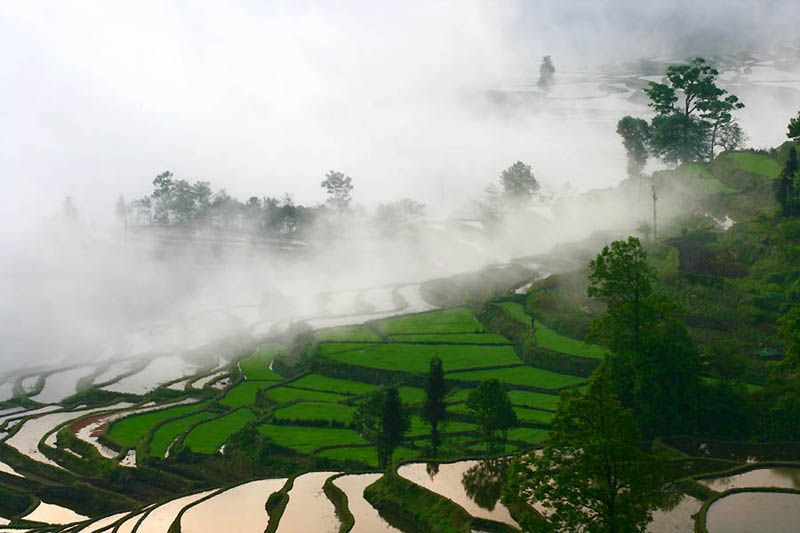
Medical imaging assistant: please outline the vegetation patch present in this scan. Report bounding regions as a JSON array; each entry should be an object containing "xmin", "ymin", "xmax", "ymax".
[
  {"xmin": 725, "ymin": 152, "xmax": 782, "ymax": 179},
  {"xmin": 450, "ymin": 366, "xmax": 586, "ymax": 389},
  {"xmin": 239, "ymin": 344, "xmax": 286, "ymax": 381},
  {"xmin": 288, "ymin": 374, "xmax": 378, "ymax": 396},
  {"xmin": 108, "ymin": 402, "xmax": 204, "ymax": 448},
  {"xmin": 534, "ymin": 320, "xmax": 607, "ymax": 359},
  {"xmin": 322, "ymin": 343, "xmax": 522, "ymax": 373},
  {"xmin": 398, "ymin": 386, "xmax": 426, "ymax": 405},
  {"xmin": 184, "ymin": 409, "xmax": 256, "ymax": 454},
  {"xmin": 147, "ymin": 411, "xmax": 216, "ymax": 457},
  {"xmin": 273, "ymin": 402, "xmax": 356, "ymax": 425},
  {"xmin": 507, "ymin": 427, "xmax": 550, "ymax": 444},
  {"xmin": 220, "ymin": 381, "xmax": 273, "ymax": 407},
  {"xmin": 375, "ymin": 307, "xmax": 484, "ymax": 335},
  {"xmin": 496, "ymin": 301, "xmax": 533, "ymax": 325},
  {"xmin": 317, "ymin": 446, "xmax": 419, "ymax": 467},
  {"xmin": 314, "ymin": 325, "xmax": 382, "ymax": 342},
  {"xmin": 256, "ymin": 424, "xmax": 366, "ymax": 453},
  {"xmin": 263, "ymin": 386, "xmax": 349, "ymax": 404},
  {"xmin": 391, "ymin": 333, "xmax": 511, "ymax": 344},
  {"xmin": 507, "ymin": 390, "xmax": 560, "ymax": 411}
]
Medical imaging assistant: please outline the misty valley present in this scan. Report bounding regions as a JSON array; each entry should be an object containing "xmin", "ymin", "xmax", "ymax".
[{"xmin": 3, "ymin": 3, "xmax": 800, "ymax": 533}]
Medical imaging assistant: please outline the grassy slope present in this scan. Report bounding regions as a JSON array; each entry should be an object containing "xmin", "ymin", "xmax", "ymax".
[
  {"xmin": 185, "ymin": 409, "xmax": 256, "ymax": 454},
  {"xmin": 314, "ymin": 325, "xmax": 383, "ymax": 342},
  {"xmin": 289, "ymin": 374, "xmax": 378, "ymax": 395},
  {"xmin": 220, "ymin": 381, "xmax": 272, "ymax": 407},
  {"xmin": 257, "ymin": 424, "xmax": 366, "ymax": 453},
  {"xmin": 321, "ymin": 343, "xmax": 522, "ymax": 373},
  {"xmin": 108, "ymin": 403, "xmax": 204, "ymax": 448},
  {"xmin": 390, "ymin": 333, "xmax": 511, "ymax": 344},
  {"xmin": 452, "ymin": 366, "xmax": 585, "ymax": 389},
  {"xmin": 239, "ymin": 343, "xmax": 285, "ymax": 380},
  {"xmin": 534, "ymin": 320, "xmax": 607, "ymax": 359},
  {"xmin": 264, "ymin": 387, "xmax": 349, "ymax": 404},
  {"xmin": 273, "ymin": 402, "xmax": 356, "ymax": 424},
  {"xmin": 148, "ymin": 411, "xmax": 216, "ymax": 457},
  {"xmin": 375, "ymin": 307, "xmax": 484, "ymax": 334}
]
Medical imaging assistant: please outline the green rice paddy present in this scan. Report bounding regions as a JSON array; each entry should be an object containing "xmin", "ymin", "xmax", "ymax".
[
  {"xmin": 451, "ymin": 366, "xmax": 586, "ymax": 389},
  {"xmin": 185, "ymin": 409, "xmax": 256, "ymax": 454},
  {"xmin": 375, "ymin": 307, "xmax": 484, "ymax": 334}
]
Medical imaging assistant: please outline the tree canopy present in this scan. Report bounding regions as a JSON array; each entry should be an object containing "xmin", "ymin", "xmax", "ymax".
[
  {"xmin": 506, "ymin": 375, "xmax": 662, "ymax": 533},
  {"xmin": 466, "ymin": 379, "xmax": 518, "ymax": 453},
  {"xmin": 321, "ymin": 170, "xmax": 354, "ymax": 209},
  {"xmin": 421, "ymin": 356, "xmax": 447, "ymax": 452},
  {"xmin": 499, "ymin": 161, "xmax": 540, "ymax": 200},
  {"xmin": 538, "ymin": 55, "xmax": 555, "ymax": 91},
  {"xmin": 352, "ymin": 386, "xmax": 411, "ymax": 468}
]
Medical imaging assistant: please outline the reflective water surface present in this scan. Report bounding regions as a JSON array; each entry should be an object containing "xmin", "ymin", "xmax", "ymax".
[
  {"xmin": 332, "ymin": 473, "xmax": 400, "ymax": 533},
  {"xmin": 706, "ymin": 492, "xmax": 800, "ymax": 532}
]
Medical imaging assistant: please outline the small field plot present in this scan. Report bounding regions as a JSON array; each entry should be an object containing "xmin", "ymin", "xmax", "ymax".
[
  {"xmin": 375, "ymin": 307, "xmax": 484, "ymax": 334},
  {"xmin": 398, "ymin": 386, "xmax": 426, "ymax": 405},
  {"xmin": 220, "ymin": 381, "xmax": 272, "ymax": 407},
  {"xmin": 147, "ymin": 411, "xmax": 216, "ymax": 457},
  {"xmin": 289, "ymin": 374, "xmax": 378, "ymax": 395},
  {"xmin": 406, "ymin": 416, "xmax": 474, "ymax": 437},
  {"xmin": 513, "ymin": 407, "xmax": 555, "ymax": 424},
  {"xmin": 239, "ymin": 344, "xmax": 285, "ymax": 381},
  {"xmin": 507, "ymin": 390, "xmax": 560, "ymax": 411},
  {"xmin": 185, "ymin": 409, "xmax": 256, "ymax": 454},
  {"xmin": 726, "ymin": 152, "xmax": 782, "ymax": 178},
  {"xmin": 273, "ymin": 402, "xmax": 356, "ymax": 425},
  {"xmin": 507, "ymin": 427, "xmax": 550, "ymax": 444},
  {"xmin": 534, "ymin": 321, "xmax": 606, "ymax": 359},
  {"xmin": 391, "ymin": 333, "xmax": 511, "ymax": 344},
  {"xmin": 321, "ymin": 343, "xmax": 521, "ymax": 373},
  {"xmin": 318, "ymin": 445, "xmax": 418, "ymax": 467},
  {"xmin": 450, "ymin": 366, "xmax": 586, "ymax": 389},
  {"xmin": 496, "ymin": 302, "xmax": 532, "ymax": 325},
  {"xmin": 257, "ymin": 424, "xmax": 366, "ymax": 453},
  {"xmin": 109, "ymin": 403, "xmax": 204, "ymax": 448},
  {"xmin": 263, "ymin": 386, "xmax": 349, "ymax": 404},
  {"xmin": 314, "ymin": 325, "xmax": 382, "ymax": 342}
]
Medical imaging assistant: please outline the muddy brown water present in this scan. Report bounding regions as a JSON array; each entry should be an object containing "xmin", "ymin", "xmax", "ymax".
[
  {"xmin": 332, "ymin": 474, "xmax": 400, "ymax": 533},
  {"xmin": 135, "ymin": 490, "xmax": 215, "ymax": 533},
  {"xmin": 700, "ymin": 467, "xmax": 800, "ymax": 492},
  {"xmin": 277, "ymin": 471, "xmax": 339, "ymax": 533},
  {"xmin": 705, "ymin": 492, "xmax": 800, "ymax": 532},
  {"xmin": 646, "ymin": 493, "xmax": 702, "ymax": 533},
  {"xmin": 397, "ymin": 461, "xmax": 518, "ymax": 527},
  {"xmin": 181, "ymin": 478, "xmax": 286, "ymax": 533}
]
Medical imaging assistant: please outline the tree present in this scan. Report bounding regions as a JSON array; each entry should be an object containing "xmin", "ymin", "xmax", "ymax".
[
  {"xmin": 422, "ymin": 356, "xmax": 447, "ymax": 452},
  {"xmin": 777, "ymin": 305, "xmax": 800, "ymax": 370},
  {"xmin": 115, "ymin": 196, "xmax": 127, "ymax": 221},
  {"xmin": 375, "ymin": 198, "xmax": 426, "ymax": 237},
  {"xmin": 352, "ymin": 386, "xmax": 411, "ymax": 468},
  {"xmin": 788, "ymin": 111, "xmax": 800, "ymax": 142},
  {"xmin": 616, "ymin": 117, "xmax": 650, "ymax": 178},
  {"xmin": 717, "ymin": 121, "xmax": 747, "ymax": 152},
  {"xmin": 466, "ymin": 379, "xmax": 518, "ymax": 453},
  {"xmin": 774, "ymin": 146, "xmax": 798, "ymax": 217},
  {"xmin": 321, "ymin": 170, "xmax": 354, "ymax": 209},
  {"xmin": 499, "ymin": 161, "xmax": 539, "ymax": 201},
  {"xmin": 537, "ymin": 55, "xmax": 555, "ymax": 91},
  {"xmin": 587, "ymin": 237, "xmax": 700, "ymax": 436},
  {"xmin": 505, "ymin": 376, "xmax": 662, "ymax": 533},
  {"xmin": 702, "ymin": 94, "xmax": 745, "ymax": 160},
  {"xmin": 644, "ymin": 58, "xmax": 743, "ymax": 164}
]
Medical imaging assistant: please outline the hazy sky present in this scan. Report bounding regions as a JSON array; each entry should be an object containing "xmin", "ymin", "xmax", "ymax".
[{"xmin": 2, "ymin": 0, "xmax": 798, "ymax": 227}]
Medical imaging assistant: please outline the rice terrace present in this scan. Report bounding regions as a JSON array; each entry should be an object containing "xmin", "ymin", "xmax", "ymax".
[{"xmin": 2, "ymin": 2, "xmax": 800, "ymax": 532}]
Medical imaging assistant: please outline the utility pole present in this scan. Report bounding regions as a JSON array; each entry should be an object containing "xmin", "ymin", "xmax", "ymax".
[{"xmin": 651, "ymin": 185, "xmax": 658, "ymax": 241}]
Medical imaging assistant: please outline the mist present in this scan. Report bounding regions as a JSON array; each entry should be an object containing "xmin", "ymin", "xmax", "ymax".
[{"xmin": 2, "ymin": 0, "xmax": 800, "ymax": 373}]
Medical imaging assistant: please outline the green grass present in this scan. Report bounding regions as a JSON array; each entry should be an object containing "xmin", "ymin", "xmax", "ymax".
[
  {"xmin": 681, "ymin": 163, "xmax": 713, "ymax": 179},
  {"xmin": 398, "ymin": 386, "xmax": 426, "ymax": 405},
  {"xmin": 108, "ymin": 402, "xmax": 204, "ymax": 448},
  {"xmin": 702, "ymin": 376, "xmax": 762, "ymax": 393},
  {"xmin": 314, "ymin": 325, "xmax": 382, "ymax": 342},
  {"xmin": 317, "ymin": 446, "xmax": 419, "ymax": 467},
  {"xmin": 507, "ymin": 390, "xmax": 561, "ymax": 411},
  {"xmin": 184, "ymin": 409, "xmax": 256, "ymax": 454},
  {"xmin": 726, "ymin": 152, "xmax": 782, "ymax": 179},
  {"xmin": 496, "ymin": 302, "xmax": 532, "ymax": 325},
  {"xmin": 375, "ymin": 307, "xmax": 484, "ymax": 334},
  {"xmin": 321, "ymin": 343, "xmax": 522, "ymax": 373},
  {"xmin": 263, "ymin": 386, "xmax": 349, "ymax": 404},
  {"xmin": 257, "ymin": 424, "xmax": 366, "ymax": 453},
  {"xmin": 220, "ymin": 381, "xmax": 271, "ymax": 407},
  {"xmin": 507, "ymin": 427, "xmax": 550, "ymax": 444},
  {"xmin": 514, "ymin": 407, "xmax": 555, "ymax": 424},
  {"xmin": 445, "ymin": 388, "xmax": 473, "ymax": 403},
  {"xmin": 534, "ymin": 320, "xmax": 606, "ymax": 359},
  {"xmin": 699, "ymin": 177, "xmax": 738, "ymax": 194},
  {"xmin": 450, "ymin": 366, "xmax": 586, "ymax": 389},
  {"xmin": 390, "ymin": 333, "xmax": 511, "ymax": 344},
  {"xmin": 407, "ymin": 416, "xmax": 474, "ymax": 437},
  {"xmin": 147, "ymin": 411, "xmax": 216, "ymax": 457},
  {"xmin": 289, "ymin": 374, "xmax": 379, "ymax": 396},
  {"xmin": 273, "ymin": 402, "xmax": 356, "ymax": 424},
  {"xmin": 239, "ymin": 344, "xmax": 285, "ymax": 381}
]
